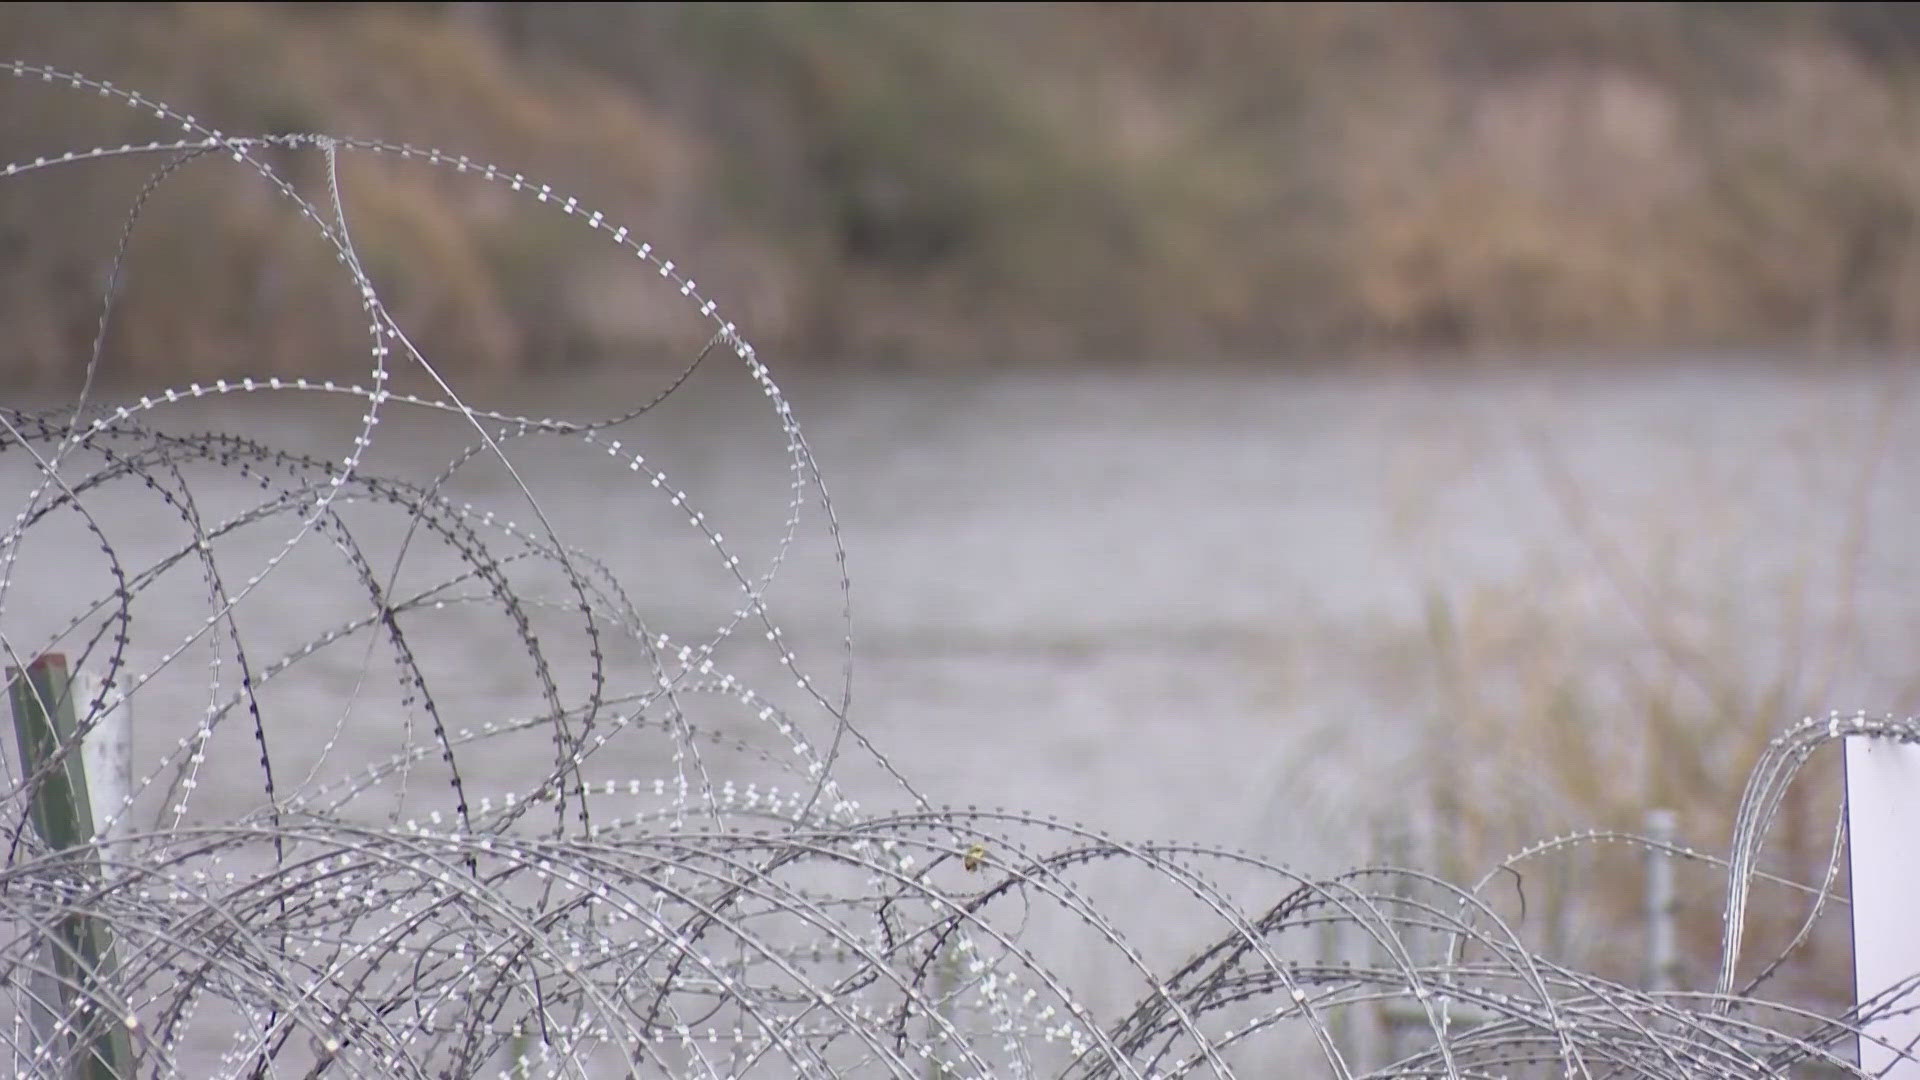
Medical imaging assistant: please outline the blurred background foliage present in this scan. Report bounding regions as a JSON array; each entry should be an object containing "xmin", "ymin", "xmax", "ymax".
[{"xmin": 11, "ymin": 2, "xmax": 1920, "ymax": 382}]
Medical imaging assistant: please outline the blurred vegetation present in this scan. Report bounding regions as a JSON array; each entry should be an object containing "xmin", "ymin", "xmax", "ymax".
[{"xmin": 12, "ymin": 2, "xmax": 1920, "ymax": 381}]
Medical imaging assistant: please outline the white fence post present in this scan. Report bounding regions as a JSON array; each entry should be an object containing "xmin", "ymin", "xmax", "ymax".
[
  {"xmin": 1643, "ymin": 808, "xmax": 1678, "ymax": 994},
  {"xmin": 71, "ymin": 670, "xmax": 131, "ymax": 848},
  {"xmin": 1844, "ymin": 734, "xmax": 1920, "ymax": 1077}
]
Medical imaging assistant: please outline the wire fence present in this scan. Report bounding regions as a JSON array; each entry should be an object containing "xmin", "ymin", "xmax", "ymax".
[{"xmin": 2, "ymin": 59, "xmax": 1917, "ymax": 1079}]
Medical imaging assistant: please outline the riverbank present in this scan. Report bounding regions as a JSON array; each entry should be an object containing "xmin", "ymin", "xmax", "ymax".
[{"xmin": 9, "ymin": 3, "xmax": 1920, "ymax": 383}]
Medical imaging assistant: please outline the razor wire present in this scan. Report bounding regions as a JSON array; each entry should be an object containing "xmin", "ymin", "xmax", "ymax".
[{"xmin": 0, "ymin": 60, "xmax": 1915, "ymax": 1079}]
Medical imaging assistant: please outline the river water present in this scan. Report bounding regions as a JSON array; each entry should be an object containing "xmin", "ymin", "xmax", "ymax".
[
  {"xmin": 9, "ymin": 359, "xmax": 1920, "ymax": 856},
  {"xmin": 3, "ymin": 356, "xmax": 1915, "ymax": 1068}
]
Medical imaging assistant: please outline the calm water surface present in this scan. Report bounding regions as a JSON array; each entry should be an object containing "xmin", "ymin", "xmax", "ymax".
[{"xmin": 9, "ymin": 359, "xmax": 1916, "ymax": 871}]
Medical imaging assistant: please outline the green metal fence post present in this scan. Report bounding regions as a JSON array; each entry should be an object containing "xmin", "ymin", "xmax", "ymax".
[{"xmin": 8, "ymin": 653, "xmax": 134, "ymax": 1080}]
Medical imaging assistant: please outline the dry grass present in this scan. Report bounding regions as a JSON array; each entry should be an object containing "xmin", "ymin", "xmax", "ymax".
[
  {"xmin": 12, "ymin": 4, "xmax": 1920, "ymax": 375},
  {"xmin": 1327, "ymin": 380, "xmax": 1917, "ymax": 1011},
  {"xmin": 606, "ymin": 2, "xmax": 1920, "ymax": 362}
]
